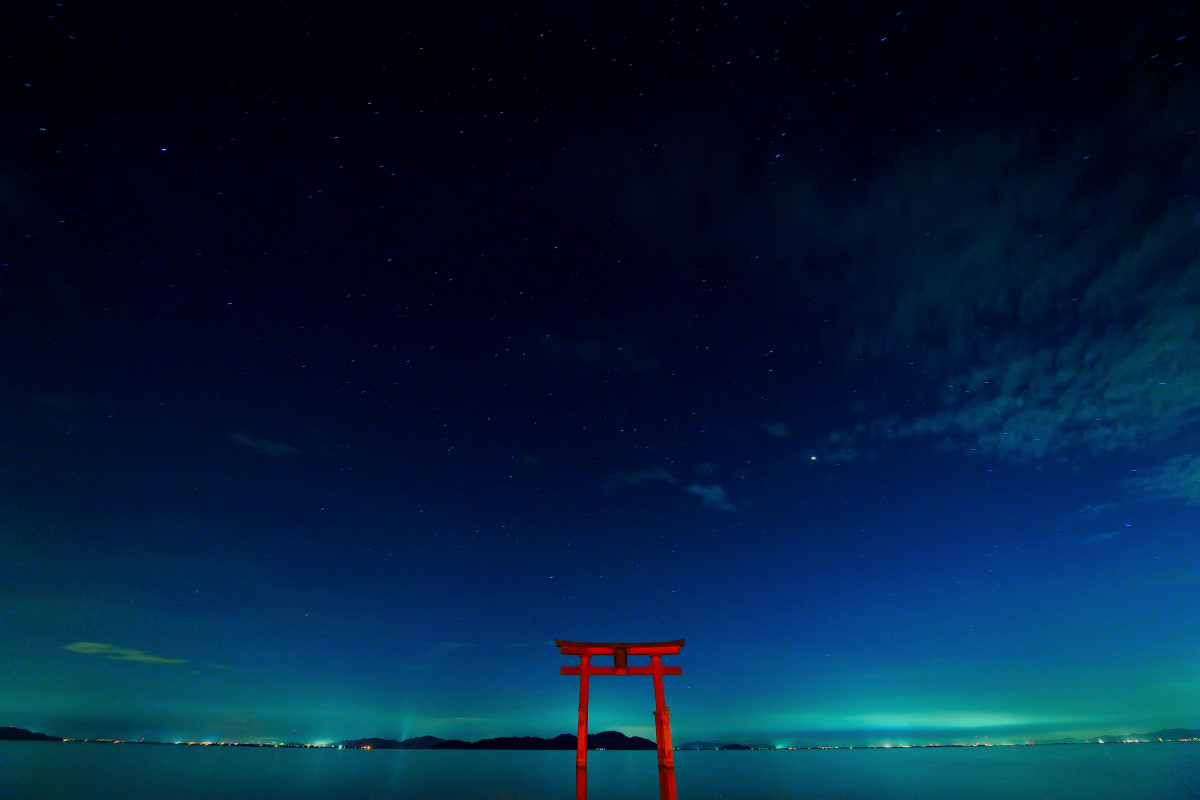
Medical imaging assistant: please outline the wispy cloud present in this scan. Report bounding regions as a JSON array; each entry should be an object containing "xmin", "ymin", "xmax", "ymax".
[
  {"xmin": 1123, "ymin": 453, "xmax": 1200, "ymax": 504},
  {"xmin": 579, "ymin": 107, "xmax": 1200, "ymax": 487},
  {"xmin": 762, "ymin": 421, "xmax": 789, "ymax": 439},
  {"xmin": 882, "ymin": 287, "xmax": 1200, "ymax": 463},
  {"xmin": 764, "ymin": 121, "xmax": 1200, "ymax": 486},
  {"xmin": 64, "ymin": 641, "xmax": 188, "ymax": 665},
  {"xmin": 612, "ymin": 466, "xmax": 677, "ymax": 487},
  {"xmin": 225, "ymin": 432, "xmax": 301, "ymax": 458},
  {"xmin": 610, "ymin": 466, "xmax": 741, "ymax": 511},
  {"xmin": 685, "ymin": 483, "xmax": 737, "ymax": 511}
]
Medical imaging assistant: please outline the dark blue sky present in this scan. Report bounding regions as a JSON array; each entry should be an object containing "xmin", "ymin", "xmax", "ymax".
[{"xmin": 3, "ymin": 1, "xmax": 1198, "ymax": 746}]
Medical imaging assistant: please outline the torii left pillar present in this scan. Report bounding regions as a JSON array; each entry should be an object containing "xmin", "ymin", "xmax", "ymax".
[{"xmin": 556, "ymin": 639, "xmax": 684, "ymax": 800}]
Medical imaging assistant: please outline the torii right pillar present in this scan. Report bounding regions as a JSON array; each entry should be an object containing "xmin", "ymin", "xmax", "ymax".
[
  {"xmin": 557, "ymin": 639, "xmax": 684, "ymax": 800},
  {"xmin": 651, "ymin": 651, "xmax": 677, "ymax": 799}
]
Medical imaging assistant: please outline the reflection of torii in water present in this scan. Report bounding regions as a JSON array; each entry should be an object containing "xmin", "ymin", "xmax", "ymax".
[{"xmin": 556, "ymin": 639, "xmax": 684, "ymax": 800}]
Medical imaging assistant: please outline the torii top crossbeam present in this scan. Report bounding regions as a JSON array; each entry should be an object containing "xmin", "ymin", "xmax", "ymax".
[
  {"xmin": 556, "ymin": 640, "xmax": 684, "ymax": 675},
  {"xmin": 555, "ymin": 639, "xmax": 684, "ymax": 655}
]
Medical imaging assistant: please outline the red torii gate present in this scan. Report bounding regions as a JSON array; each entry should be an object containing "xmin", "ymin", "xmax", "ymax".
[{"xmin": 556, "ymin": 638, "xmax": 684, "ymax": 800}]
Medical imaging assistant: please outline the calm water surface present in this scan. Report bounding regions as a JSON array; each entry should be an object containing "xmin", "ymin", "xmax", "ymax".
[{"xmin": 2, "ymin": 741, "xmax": 1197, "ymax": 799}]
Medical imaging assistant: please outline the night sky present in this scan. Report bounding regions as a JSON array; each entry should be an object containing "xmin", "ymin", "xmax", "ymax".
[{"xmin": 3, "ymin": 1, "xmax": 1198, "ymax": 747}]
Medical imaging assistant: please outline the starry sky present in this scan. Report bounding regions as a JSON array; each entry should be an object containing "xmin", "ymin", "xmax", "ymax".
[{"xmin": 3, "ymin": 1, "xmax": 1198, "ymax": 747}]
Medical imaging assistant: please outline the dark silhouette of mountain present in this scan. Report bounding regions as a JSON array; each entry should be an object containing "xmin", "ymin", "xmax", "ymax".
[
  {"xmin": 337, "ymin": 736, "xmax": 446, "ymax": 749},
  {"xmin": 434, "ymin": 734, "xmax": 575, "ymax": 750},
  {"xmin": 589, "ymin": 731, "xmax": 656, "ymax": 750},
  {"xmin": 392, "ymin": 736, "xmax": 446, "ymax": 749},
  {"xmin": 433, "ymin": 738, "xmax": 473, "ymax": 749},
  {"xmin": 11, "ymin": 720, "xmax": 1197, "ymax": 749},
  {"xmin": 430, "ymin": 731, "xmax": 654, "ymax": 750},
  {"xmin": 1, "ymin": 726, "xmax": 59, "ymax": 742}
]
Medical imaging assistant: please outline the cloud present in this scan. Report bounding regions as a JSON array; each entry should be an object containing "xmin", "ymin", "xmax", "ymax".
[
  {"xmin": 614, "ymin": 470, "xmax": 744, "ymax": 513},
  {"xmin": 882, "ymin": 278, "xmax": 1200, "ymax": 462},
  {"xmin": 610, "ymin": 466, "xmax": 741, "ymax": 511},
  {"xmin": 1123, "ymin": 453, "xmax": 1200, "ymax": 504},
  {"xmin": 613, "ymin": 466, "xmax": 677, "ymax": 487},
  {"xmin": 64, "ymin": 641, "xmax": 188, "ymax": 665},
  {"xmin": 791, "ymin": 120, "xmax": 1200, "ymax": 472},
  {"xmin": 225, "ymin": 432, "xmax": 301, "ymax": 458},
  {"xmin": 588, "ymin": 109, "xmax": 1200, "ymax": 474},
  {"xmin": 762, "ymin": 421, "xmax": 789, "ymax": 439},
  {"xmin": 685, "ymin": 483, "xmax": 737, "ymax": 511},
  {"xmin": 567, "ymin": 97, "xmax": 1200, "ymax": 508}
]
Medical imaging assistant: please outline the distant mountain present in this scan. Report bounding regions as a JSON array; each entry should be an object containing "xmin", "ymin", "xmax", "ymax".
[
  {"xmin": 589, "ymin": 731, "xmax": 656, "ymax": 750},
  {"xmin": 338, "ymin": 736, "xmax": 446, "ymax": 749},
  {"xmin": 12, "ymin": 721, "xmax": 1196, "ymax": 750},
  {"xmin": 430, "ymin": 731, "xmax": 655, "ymax": 750},
  {"xmin": 434, "ymin": 734, "xmax": 575, "ymax": 750},
  {"xmin": 400, "ymin": 735, "xmax": 449, "ymax": 749},
  {"xmin": 1, "ymin": 726, "xmax": 60, "ymax": 742}
]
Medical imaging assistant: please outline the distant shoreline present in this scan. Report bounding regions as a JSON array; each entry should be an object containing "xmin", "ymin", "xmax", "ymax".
[{"xmin": 6, "ymin": 725, "xmax": 1199, "ymax": 750}]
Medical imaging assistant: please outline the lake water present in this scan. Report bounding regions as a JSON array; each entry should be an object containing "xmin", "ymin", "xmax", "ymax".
[{"xmin": 2, "ymin": 741, "xmax": 1197, "ymax": 799}]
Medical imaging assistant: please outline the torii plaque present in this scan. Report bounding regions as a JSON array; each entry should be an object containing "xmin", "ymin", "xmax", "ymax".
[{"xmin": 556, "ymin": 638, "xmax": 684, "ymax": 800}]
